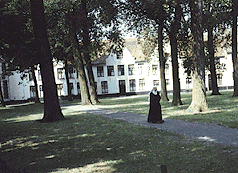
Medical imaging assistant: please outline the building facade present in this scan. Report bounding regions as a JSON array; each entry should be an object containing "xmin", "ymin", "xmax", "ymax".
[{"xmin": 0, "ymin": 38, "xmax": 234, "ymax": 103}]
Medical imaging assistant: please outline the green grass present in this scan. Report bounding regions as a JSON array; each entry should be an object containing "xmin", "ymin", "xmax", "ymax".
[
  {"xmin": 0, "ymin": 102, "xmax": 237, "ymax": 173},
  {"xmin": 98, "ymin": 90, "xmax": 238, "ymax": 128}
]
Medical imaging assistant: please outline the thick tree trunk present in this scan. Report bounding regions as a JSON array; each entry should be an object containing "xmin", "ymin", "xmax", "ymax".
[
  {"xmin": 232, "ymin": 0, "xmax": 238, "ymax": 97},
  {"xmin": 30, "ymin": 0, "xmax": 64, "ymax": 122},
  {"xmin": 81, "ymin": 0, "xmax": 99, "ymax": 104},
  {"xmin": 170, "ymin": 36, "xmax": 183, "ymax": 106},
  {"xmin": 208, "ymin": 26, "xmax": 221, "ymax": 95},
  {"xmin": 31, "ymin": 65, "xmax": 41, "ymax": 103},
  {"xmin": 171, "ymin": 3, "xmax": 183, "ymax": 106},
  {"xmin": 187, "ymin": 0, "xmax": 208, "ymax": 113},
  {"xmin": 158, "ymin": 24, "xmax": 169, "ymax": 101},
  {"xmin": 69, "ymin": 10, "xmax": 91, "ymax": 105},
  {"xmin": 65, "ymin": 61, "xmax": 73, "ymax": 101},
  {"xmin": 0, "ymin": 78, "xmax": 6, "ymax": 107}
]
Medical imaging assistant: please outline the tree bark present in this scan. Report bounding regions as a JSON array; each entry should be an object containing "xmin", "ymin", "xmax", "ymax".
[
  {"xmin": 232, "ymin": 0, "xmax": 238, "ymax": 97},
  {"xmin": 69, "ymin": 9, "xmax": 92, "ymax": 105},
  {"xmin": 170, "ymin": 3, "xmax": 183, "ymax": 106},
  {"xmin": 31, "ymin": 64, "xmax": 41, "ymax": 103},
  {"xmin": 0, "ymin": 78, "xmax": 6, "ymax": 107},
  {"xmin": 30, "ymin": 0, "xmax": 64, "ymax": 122},
  {"xmin": 187, "ymin": 0, "xmax": 208, "ymax": 113},
  {"xmin": 208, "ymin": 26, "xmax": 221, "ymax": 95},
  {"xmin": 81, "ymin": 0, "xmax": 99, "ymax": 104},
  {"xmin": 158, "ymin": 23, "xmax": 169, "ymax": 102},
  {"xmin": 65, "ymin": 61, "xmax": 73, "ymax": 101}
]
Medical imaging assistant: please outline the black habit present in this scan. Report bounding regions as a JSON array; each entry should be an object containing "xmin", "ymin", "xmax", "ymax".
[{"xmin": 147, "ymin": 91, "xmax": 163, "ymax": 123}]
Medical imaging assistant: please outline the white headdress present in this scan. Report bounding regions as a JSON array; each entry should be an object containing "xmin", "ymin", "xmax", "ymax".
[{"xmin": 148, "ymin": 86, "xmax": 158, "ymax": 101}]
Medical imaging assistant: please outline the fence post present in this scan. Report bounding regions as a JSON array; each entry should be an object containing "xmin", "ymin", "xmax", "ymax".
[{"xmin": 161, "ymin": 165, "xmax": 167, "ymax": 173}]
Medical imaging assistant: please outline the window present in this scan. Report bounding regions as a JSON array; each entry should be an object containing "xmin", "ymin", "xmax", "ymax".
[
  {"xmin": 118, "ymin": 65, "xmax": 125, "ymax": 76},
  {"xmin": 107, "ymin": 66, "xmax": 115, "ymax": 76},
  {"xmin": 97, "ymin": 66, "xmax": 104, "ymax": 77},
  {"xmin": 69, "ymin": 83, "xmax": 74, "ymax": 95},
  {"xmin": 139, "ymin": 78, "xmax": 145, "ymax": 91},
  {"xmin": 165, "ymin": 64, "xmax": 170, "ymax": 74},
  {"xmin": 38, "ymin": 70, "xmax": 42, "ymax": 81},
  {"xmin": 57, "ymin": 68, "xmax": 64, "ymax": 79},
  {"xmin": 166, "ymin": 79, "xmax": 170, "ymax": 86},
  {"xmin": 129, "ymin": 79, "xmax": 136, "ymax": 91},
  {"xmin": 186, "ymin": 76, "xmax": 192, "ymax": 89},
  {"xmin": 30, "ymin": 86, "xmax": 36, "ymax": 98},
  {"xmin": 77, "ymin": 82, "xmax": 80, "ymax": 94},
  {"xmin": 138, "ymin": 63, "xmax": 143, "ymax": 75},
  {"xmin": 217, "ymin": 74, "xmax": 223, "ymax": 85},
  {"xmin": 68, "ymin": 67, "xmax": 74, "ymax": 79},
  {"xmin": 29, "ymin": 71, "xmax": 33, "ymax": 81},
  {"xmin": 101, "ymin": 81, "xmax": 108, "ymax": 93},
  {"xmin": 116, "ymin": 51, "xmax": 123, "ymax": 59},
  {"xmin": 128, "ymin": 64, "xmax": 135, "ymax": 75},
  {"xmin": 39, "ymin": 85, "xmax": 43, "ymax": 98},
  {"xmin": 57, "ymin": 84, "xmax": 63, "ymax": 96},
  {"xmin": 152, "ymin": 65, "xmax": 158, "ymax": 75},
  {"xmin": 153, "ymin": 80, "xmax": 159, "ymax": 87}
]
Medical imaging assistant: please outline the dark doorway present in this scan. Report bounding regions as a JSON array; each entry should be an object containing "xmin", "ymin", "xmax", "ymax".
[{"xmin": 119, "ymin": 80, "xmax": 126, "ymax": 94}]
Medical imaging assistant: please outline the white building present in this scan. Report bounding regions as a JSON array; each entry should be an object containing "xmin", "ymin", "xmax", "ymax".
[{"xmin": 0, "ymin": 38, "xmax": 234, "ymax": 103}]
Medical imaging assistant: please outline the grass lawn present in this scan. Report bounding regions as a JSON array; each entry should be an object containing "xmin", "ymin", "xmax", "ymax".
[
  {"xmin": 0, "ymin": 101, "xmax": 238, "ymax": 173},
  {"xmin": 98, "ymin": 90, "xmax": 238, "ymax": 129}
]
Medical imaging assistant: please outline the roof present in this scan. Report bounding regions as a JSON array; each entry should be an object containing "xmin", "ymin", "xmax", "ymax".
[
  {"xmin": 91, "ymin": 55, "xmax": 108, "ymax": 65},
  {"xmin": 124, "ymin": 38, "xmax": 146, "ymax": 62}
]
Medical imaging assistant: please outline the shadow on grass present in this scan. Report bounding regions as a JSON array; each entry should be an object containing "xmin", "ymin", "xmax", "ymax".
[
  {"xmin": 0, "ymin": 114, "xmax": 167, "ymax": 172},
  {"xmin": 0, "ymin": 103, "xmax": 44, "ymax": 122},
  {"xmin": 1, "ymin": 109, "xmax": 238, "ymax": 172}
]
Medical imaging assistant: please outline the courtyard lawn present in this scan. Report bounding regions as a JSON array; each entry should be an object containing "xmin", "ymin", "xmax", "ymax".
[
  {"xmin": 0, "ymin": 102, "xmax": 237, "ymax": 173},
  {"xmin": 98, "ymin": 90, "xmax": 238, "ymax": 129}
]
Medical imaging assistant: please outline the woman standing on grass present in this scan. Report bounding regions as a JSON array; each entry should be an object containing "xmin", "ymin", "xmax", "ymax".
[{"xmin": 147, "ymin": 87, "xmax": 164, "ymax": 124}]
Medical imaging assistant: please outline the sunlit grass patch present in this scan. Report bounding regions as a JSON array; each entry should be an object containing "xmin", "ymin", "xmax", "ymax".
[{"xmin": 98, "ymin": 91, "xmax": 238, "ymax": 128}]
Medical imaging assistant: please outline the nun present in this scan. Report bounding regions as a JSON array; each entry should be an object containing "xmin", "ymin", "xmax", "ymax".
[{"xmin": 147, "ymin": 86, "xmax": 164, "ymax": 124}]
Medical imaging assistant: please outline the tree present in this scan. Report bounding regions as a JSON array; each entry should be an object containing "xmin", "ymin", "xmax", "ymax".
[
  {"xmin": 125, "ymin": 0, "xmax": 169, "ymax": 101},
  {"xmin": 0, "ymin": 0, "xmax": 41, "ymax": 104},
  {"xmin": 64, "ymin": 60, "xmax": 73, "ymax": 101},
  {"xmin": 30, "ymin": 64, "xmax": 40, "ymax": 103},
  {"xmin": 187, "ymin": 0, "xmax": 208, "ymax": 112},
  {"xmin": 0, "ymin": 78, "xmax": 6, "ymax": 107},
  {"xmin": 45, "ymin": 0, "xmax": 123, "ymax": 104},
  {"xmin": 79, "ymin": 0, "xmax": 99, "ymax": 104},
  {"xmin": 30, "ymin": 0, "xmax": 65, "ymax": 122},
  {"xmin": 68, "ymin": 7, "xmax": 92, "ymax": 105},
  {"xmin": 232, "ymin": 0, "xmax": 238, "ymax": 97},
  {"xmin": 203, "ymin": 1, "xmax": 231, "ymax": 95},
  {"xmin": 167, "ymin": 1, "xmax": 183, "ymax": 105}
]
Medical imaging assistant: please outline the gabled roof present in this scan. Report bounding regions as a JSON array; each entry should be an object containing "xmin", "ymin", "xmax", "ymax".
[
  {"xmin": 125, "ymin": 38, "xmax": 146, "ymax": 62},
  {"xmin": 91, "ymin": 55, "xmax": 108, "ymax": 65}
]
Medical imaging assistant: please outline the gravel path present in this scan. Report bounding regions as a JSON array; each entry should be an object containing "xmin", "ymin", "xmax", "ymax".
[{"xmin": 66, "ymin": 105, "xmax": 238, "ymax": 146}]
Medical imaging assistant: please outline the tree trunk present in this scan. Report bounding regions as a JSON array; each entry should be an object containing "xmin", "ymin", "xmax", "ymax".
[
  {"xmin": 30, "ymin": 0, "xmax": 64, "ymax": 122},
  {"xmin": 208, "ymin": 26, "xmax": 221, "ymax": 95},
  {"xmin": 187, "ymin": 0, "xmax": 208, "ymax": 113},
  {"xmin": 0, "ymin": 78, "xmax": 6, "ymax": 107},
  {"xmin": 171, "ymin": 3, "xmax": 183, "ymax": 106},
  {"xmin": 232, "ymin": 0, "xmax": 238, "ymax": 97},
  {"xmin": 65, "ymin": 61, "xmax": 73, "ymax": 101},
  {"xmin": 31, "ymin": 64, "xmax": 41, "ymax": 103},
  {"xmin": 81, "ymin": 0, "xmax": 99, "ymax": 104},
  {"xmin": 158, "ymin": 24, "xmax": 169, "ymax": 101},
  {"xmin": 69, "ymin": 10, "xmax": 92, "ymax": 105}
]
